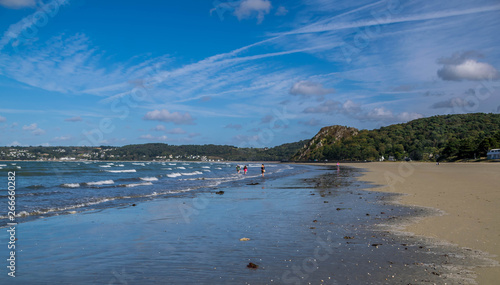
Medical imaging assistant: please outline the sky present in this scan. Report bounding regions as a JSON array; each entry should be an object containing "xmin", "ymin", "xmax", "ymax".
[{"xmin": 0, "ymin": 0, "xmax": 499, "ymax": 148}]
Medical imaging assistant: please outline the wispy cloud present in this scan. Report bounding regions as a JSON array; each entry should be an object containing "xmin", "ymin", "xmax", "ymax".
[
  {"xmin": 64, "ymin": 116, "xmax": 83, "ymax": 122},
  {"xmin": 143, "ymin": 109, "xmax": 195, "ymax": 125},
  {"xmin": 0, "ymin": 0, "xmax": 36, "ymax": 9},
  {"xmin": 289, "ymin": 80, "xmax": 334, "ymax": 96},
  {"xmin": 0, "ymin": 0, "xmax": 68, "ymax": 51},
  {"xmin": 277, "ymin": 3, "xmax": 500, "ymax": 36},
  {"xmin": 139, "ymin": 134, "xmax": 168, "ymax": 141}
]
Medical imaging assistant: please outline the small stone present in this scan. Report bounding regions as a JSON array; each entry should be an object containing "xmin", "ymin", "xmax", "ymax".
[{"xmin": 247, "ymin": 262, "xmax": 258, "ymax": 269}]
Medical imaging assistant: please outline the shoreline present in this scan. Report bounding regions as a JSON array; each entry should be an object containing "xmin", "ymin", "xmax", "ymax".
[{"xmin": 335, "ymin": 162, "xmax": 500, "ymax": 284}]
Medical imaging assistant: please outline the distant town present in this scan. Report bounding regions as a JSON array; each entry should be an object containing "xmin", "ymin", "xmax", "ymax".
[{"xmin": 0, "ymin": 146, "xmax": 214, "ymax": 161}]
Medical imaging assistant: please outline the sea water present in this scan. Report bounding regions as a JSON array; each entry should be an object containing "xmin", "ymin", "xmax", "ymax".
[{"xmin": 0, "ymin": 161, "xmax": 291, "ymax": 227}]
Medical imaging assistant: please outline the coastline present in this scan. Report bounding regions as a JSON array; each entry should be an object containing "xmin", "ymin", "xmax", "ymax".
[{"xmin": 336, "ymin": 161, "xmax": 500, "ymax": 284}]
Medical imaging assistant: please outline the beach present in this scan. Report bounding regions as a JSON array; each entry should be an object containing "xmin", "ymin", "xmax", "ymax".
[
  {"xmin": 341, "ymin": 162, "xmax": 500, "ymax": 284},
  {"xmin": 1, "ymin": 161, "xmax": 497, "ymax": 284}
]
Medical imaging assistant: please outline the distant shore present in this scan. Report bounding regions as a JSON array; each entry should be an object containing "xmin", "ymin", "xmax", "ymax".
[{"xmin": 333, "ymin": 162, "xmax": 500, "ymax": 284}]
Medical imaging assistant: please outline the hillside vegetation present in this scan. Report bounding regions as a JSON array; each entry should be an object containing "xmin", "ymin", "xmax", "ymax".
[{"xmin": 292, "ymin": 113, "xmax": 500, "ymax": 162}]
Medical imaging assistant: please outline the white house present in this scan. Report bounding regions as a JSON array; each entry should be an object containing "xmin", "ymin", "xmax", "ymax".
[{"xmin": 487, "ymin": 149, "xmax": 500, "ymax": 159}]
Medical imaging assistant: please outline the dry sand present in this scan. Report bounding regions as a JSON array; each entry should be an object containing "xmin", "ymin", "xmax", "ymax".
[{"xmin": 338, "ymin": 162, "xmax": 500, "ymax": 284}]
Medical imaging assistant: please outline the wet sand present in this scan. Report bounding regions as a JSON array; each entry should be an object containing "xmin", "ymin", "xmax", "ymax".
[{"xmin": 339, "ymin": 162, "xmax": 500, "ymax": 284}]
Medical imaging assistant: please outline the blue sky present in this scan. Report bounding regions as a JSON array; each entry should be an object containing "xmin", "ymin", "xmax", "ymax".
[{"xmin": 0, "ymin": 0, "xmax": 499, "ymax": 148}]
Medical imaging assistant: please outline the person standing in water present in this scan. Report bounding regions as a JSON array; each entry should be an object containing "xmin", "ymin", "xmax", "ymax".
[
  {"xmin": 261, "ymin": 164, "xmax": 265, "ymax": 177},
  {"xmin": 236, "ymin": 165, "xmax": 241, "ymax": 174},
  {"xmin": 243, "ymin": 165, "xmax": 248, "ymax": 175}
]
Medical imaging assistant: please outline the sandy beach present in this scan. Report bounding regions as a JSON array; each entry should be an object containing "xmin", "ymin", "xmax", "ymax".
[{"xmin": 340, "ymin": 162, "xmax": 500, "ymax": 284}]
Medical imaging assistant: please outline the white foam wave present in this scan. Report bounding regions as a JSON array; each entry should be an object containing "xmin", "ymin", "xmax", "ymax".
[
  {"xmin": 140, "ymin": 177, "xmax": 158, "ymax": 182},
  {"xmin": 132, "ymin": 163, "xmax": 145, "ymax": 166},
  {"xmin": 105, "ymin": 169, "xmax": 136, "ymax": 173},
  {"xmin": 181, "ymin": 171, "xmax": 203, "ymax": 176},
  {"xmin": 62, "ymin": 183, "xmax": 81, "ymax": 188},
  {"xmin": 177, "ymin": 166, "xmax": 186, "ymax": 169},
  {"xmin": 86, "ymin": 180, "xmax": 114, "ymax": 186},
  {"xmin": 99, "ymin": 165, "xmax": 111, "ymax": 168},
  {"xmin": 168, "ymin": 163, "xmax": 176, "ymax": 165},
  {"xmin": 123, "ymin": 182, "xmax": 153, "ymax": 187},
  {"xmin": 167, "ymin": 173, "xmax": 182, "ymax": 178},
  {"xmin": 202, "ymin": 166, "xmax": 210, "ymax": 169}
]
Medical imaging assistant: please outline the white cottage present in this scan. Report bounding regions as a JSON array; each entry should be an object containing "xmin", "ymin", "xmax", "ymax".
[{"xmin": 487, "ymin": 149, "xmax": 500, "ymax": 159}]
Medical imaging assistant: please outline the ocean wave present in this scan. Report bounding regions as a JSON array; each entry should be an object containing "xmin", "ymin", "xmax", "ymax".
[
  {"xmin": 0, "ymin": 164, "xmax": 6, "ymax": 167},
  {"xmin": 85, "ymin": 180, "xmax": 114, "ymax": 186},
  {"xmin": 202, "ymin": 166, "xmax": 210, "ymax": 169},
  {"xmin": 120, "ymin": 182, "xmax": 154, "ymax": 187},
  {"xmin": 140, "ymin": 177, "xmax": 158, "ymax": 182},
  {"xmin": 61, "ymin": 183, "xmax": 81, "ymax": 188},
  {"xmin": 177, "ymin": 166, "xmax": 186, "ymax": 170},
  {"xmin": 181, "ymin": 171, "xmax": 203, "ymax": 176},
  {"xmin": 26, "ymin": 184, "xmax": 46, "ymax": 189},
  {"xmin": 132, "ymin": 163, "xmax": 145, "ymax": 166},
  {"xmin": 99, "ymin": 165, "xmax": 112, "ymax": 168},
  {"xmin": 167, "ymin": 173, "xmax": 182, "ymax": 178},
  {"xmin": 105, "ymin": 169, "xmax": 137, "ymax": 173},
  {"xmin": 168, "ymin": 163, "xmax": 176, "ymax": 165}
]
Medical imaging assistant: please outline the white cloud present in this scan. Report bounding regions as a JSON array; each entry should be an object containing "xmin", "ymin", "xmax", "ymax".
[
  {"xmin": 153, "ymin": 125, "xmax": 166, "ymax": 131},
  {"xmin": 139, "ymin": 134, "xmax": 168, "ymax": 141},
  {"xmin": 303, "ymin": 100, "xmax": 340, "ymax": 113},
  {"xmin": 365, "ymin": 107, "xmax": 423, "ymax": 123},
  {"xmin": 22, "ymin": 123, "xmax": 38, "ymax": 131},
  {"xmin": 225, "ymin": 123, "xmax": 243, "ymax": 130},
  {"xmin": 8, "ymin": 141, "xmax": 22, "ymax": 146},
  {"xmin": 341, "ymin": 100, "xmax": 361, "ymax": 114},
  {"xmin": 299, "ymin": 118, "xmax": 321, "ymax": 126},
  {"xmin": 64, "ymin": 116, "xmax": 83, "ymax": 122},
  {"xmin": 143, "ymin": 109, "xmax": 195, "ymax": 125},
  {"xmin": 0, "ymin": 0, "xmax": 36, "ymax": 9},
  {"xmin": 166, "ymin": 128, "xmax": 187, "ymax": 134},
  {"xmin": 437, "ymin": 59, "xmax": 499, "ymax": 81},
  {"xmin": 366, "ymin": 107, "xmax": 393, "ymax": 120},
  {"xmin": 0, "ymin": 115, "xmax": 6, "ymax": 122},
  {"xmin": 22, "ymin": 123, "xmax": 45, "ymax": 135},
  {"xmin": 234, "ymin": 0, "xmax": 272, "ymax": 24},
  {"xmin": 32, "ymin": 128, "xmax": 46, "ymax": 136},
  {"xmin": 51, "ymin": 135, "xmax": 72, "ymax": 142},
  {"xmin": 431, "ymin": 97, "xmax": 475, "ymax": 109},
  {"xmin": 275, "ymin": 6, "xmax": 288, "ymax": 16},
  {"xmin": 290, "ymin": 80, "xmax": 334, "ymax": 96}
]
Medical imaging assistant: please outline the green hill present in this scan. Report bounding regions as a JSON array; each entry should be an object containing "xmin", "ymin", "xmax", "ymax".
[{"xmin": 292, "ymin": 113, "xmax": 500, "ymax": 162}]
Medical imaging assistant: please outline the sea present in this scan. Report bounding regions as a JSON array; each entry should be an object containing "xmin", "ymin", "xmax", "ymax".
[{"xmin": 0, "ymin": 161, "xmax": 292, "ymax": 227}]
